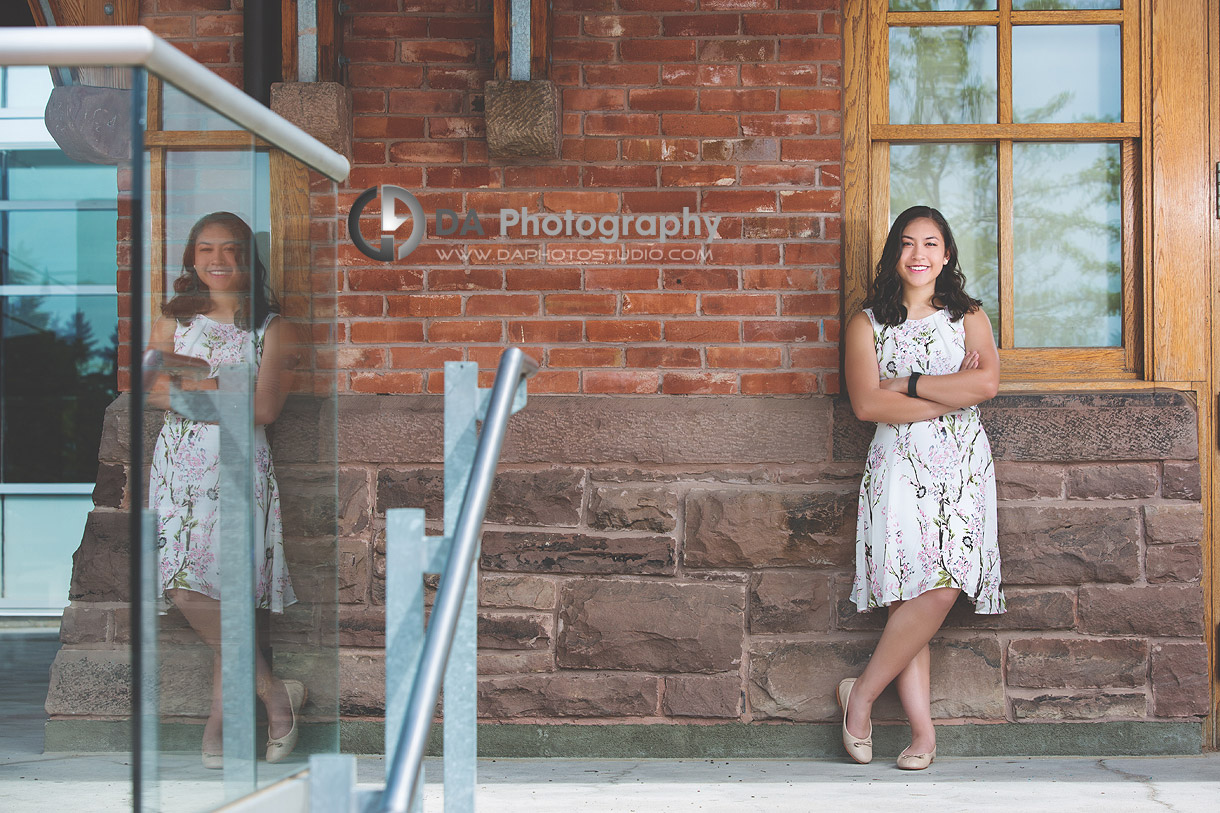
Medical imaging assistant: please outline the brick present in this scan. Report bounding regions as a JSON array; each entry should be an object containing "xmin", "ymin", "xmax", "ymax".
[
  {"xmin": 548, "ymin": 347, "xmax": 623, "ymax": 368},
  {"xmin": 662, "ymin": 267, "xmax": 738, "ymax": 290},
  {"xmin": 744, "ymin": 268, "xmax": 817, "ymax": 290},
  {"xmin": 584, "ymin": 113, "xmax": 661, "ymax": 136},
  {"xmin": 662, "ymin": 674, "xmax": 741, "ymax": 718},
  {"xmin": 1150, "ymin": 642, "xmax": 1210, "ymax": 717},
  {"xmin": 429, "ymin": 116, "xmax": 485, "ymax": 139},
  {"xmin": 941, "ymin": 587, "xmax": 1076, "ymax": 631},
  {"xmin": 625, "ymin": 347, "xmax": 702, "ymax": 368},
  {"xmin": 741, "ymin": 373, "xmax": 819, "ymax": 394},
  {"xmin": 584, "ymin": 370, "xmax": 660, "ymax": 394},
  {"xmin": 583, "ymin": 165, "xmax": 658, "ymax": 187},
  {"xmin": 478, "ymin": 673, "xmax": 657, "ymax": 719},
  {"xmin": 480, "ymin": 574, "xmax": 556, "ymax": 611},
  {"xmin": 1162, "ymin": 461, "xmax": 1202, "ymax": 500},
  {"xmin": 701, "ymin": 89, "xmax": 777, "ymax": 112},
  {"xmin": 999, "ymin": 505, "xmax": 1140, "ymax": 584},
  {"xmin": 750, "ymin": 637, "xmax": 1004, "ymax": 722},
  {"xmin": 389, "ymin": 347, "xmax": 463, "ymax": 369},
  {"xmin": 427, "ymin": 320, "xmax": 501, "ymax": 343},
  {"xmin": 481, "ymin": 531, "xmax": 676, "ymax": 575},
  {"xmin": 698, "ymin": 39, "xmax": 775, "ymax": 63},
  {"xmin": 663, "ymin": 64, "xmax": 739, "ymax": 86},
  {"xmin": 1143, "ymin": 504, "xmax": 1203, "ymax": 545},
  {"xmin": 666, "ymin": 320, "xmax": 740, "ymax": 342},
  {"xmin": 349, "ymin": 64, "xmax": 425, "ymax": 89},
  {"xmin": 750, "ymin": 571, "xmax": 831, "ymax": 634},
  {"xmin": 785, "ymin": 241, "xmax": 840, "ymax": 264},
  {"xmin": 623, "ymin": 293, "xmax": 697, "ymax": 314},
  {"xmin": 701, "ymin": 190, "xmax": 777, "ymax": 212},
  {"xmin": 684, "ymin": 489, "xmax": 853, "ymax": 568},
  {"xmin": 564, "ymin": 88, "xmax": 628, "ymax": 111},
  {"xmin": 995, "ymin": 462, "xmax": 1064, "ymax": 500},
  {"xmin": 541, "ymin": 191, "xmax": 620, "ymax": 213},
  {"xmin": 781, "ymin": 294, "xmax": 838, "ymax": 315},
  {"xmin": 1007, "ymin": 638, "xmax": 1147, "ymax": 689},
  {"xmin": 561, "ymin": 138, "xmax": 619, "ymax": 161},
  {"xmin": 478, "ymin": 612, "xmax": 551, "ymax": 651},
  {"xmin": 347, "ymin": 269, "xmax": 423, "ymax": 291},
  {"xmin": 387, "ymin": 295, "xmax": 461, "ymax": 317},
  {"xmin": 789, "ymin": 347, "xmax": 840, "ymax": 368},
  {"xmin": 1011, "ymin": 693, "xmax": 1147, "ymax": 721},
  {"xmin": 543, "ymin": 293, "xmax": 616, "ymax": 316},
  {"xmin": 588, "ymin": 485, "xmax": 679, "ymax": 533},
  {"xmin": 350, "ymin": 322, "xmax": 425, "ymax": 343},
  {"xmin": 620, "ymin": 40, "xmax": 697, "ymax": 63},
  {"xmin": 508, "ymin": 320, "xmax": 583, "ymax": 342},
  {"xmin": 661, "ymin": 165, "xmax": 737, "ymax": 187},
  {"xmin": 388, "ymin": 140, "xmax": 463, "ymax": 163},
  {"xmin": 388, "ymin": 90, "xmax": 464, "ymax": 115},
  {"xmin": 1078, "ymin": 584, "xmax": 1205, "ymax": 637},
  {"xmin": 465, "ymin": 294, "xmax": 539, "ymax": 316},
  {"xmin": 587, "ymin": 320, "xmax": 662, "ymax": 342},
  {"xmin": 528, "ymin": 371, "xmax": 581, "ymax": 393},
  {"xmin": 1067, "ymin": 463, "xmax": 1158, "ymax": 499},
  {"xmin": 662, "ymin": 372, "xmax": 737, "ymax": 394},
  {"xmin": 628, "ymin": 88, "xmax": 700, "ymax": 111},
  {"xmin": 660, "ymin": 114, "xmax": 740, "ymax": 138},
  {"xmin": 587, "ymin": 267, "xmax": 659, "ymax": 289},
  {"xmin": 707, "ymin": 346, "xmax": 782, "ymax": 368},
  {"xmin": 559, "ymin": 579, "xmax": 744, "ymax": 673},
  {"xmin": 1146, "ymin": 543, "xmax": 1203, "ymax": 583},
  {"xmin": 350, "ymin": 372, "xmax": 423, "ymax": 393},
  {"xmin": 621, "ymin": 190, "xmax": 700, "ymax": 212},
  {"xmin": 400, "ymin": 41, "xmax": 478, "ymax": 63},
  {"xmin": 585, "ymin": 64, "xmax": 660, "ymax": 85},
  {"xmin": 703, "ymin": 294, "xmax": 777, "ymax": 315},
  {"xmin": 428, "ymin": 268, "xmax": 503, "ymax": 290},
  {"xmin": 622, "ymin": 138, "xmax": 700, "ymax": 162}
]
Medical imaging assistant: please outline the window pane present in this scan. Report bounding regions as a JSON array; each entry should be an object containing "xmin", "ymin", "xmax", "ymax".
[
  {"xmin": 1, "ymin": 67, "xmax": 54, "ymax": 110},
  {"xmin": 890, "ymin": 26, "xmax": 998, "ymax": 124},
  {"xmin": 6, "ymin": 150, "xmax": 118, "ymax": 201},
  {"xmin": 1013, "ymin": 1, "xmax": 1120, "ymax": 9},
  {"xmin": 889, "ymin": 143, "xmax": 999, "ymax": 336},
  {"xmin": 161, "ymin": 82, "xmax": 243, "ymax": 131},
  {"xmin": 1013, "ymin": 26, "xmax": 1121, "ymax": 123},
  {"xmin": 891, "ymin": 1, "xmax": 996, "ymax": 8},
  {"xmin": 1012, "ymin": 142, "xmax": 1121, "ymax": 347},
  {"xmin": 3, "ymin": 210, "xmax": 118, "ymax": 286},
  {"xmin": 0, "ymin": 294, "xmax": 118, "ymax": 483}
]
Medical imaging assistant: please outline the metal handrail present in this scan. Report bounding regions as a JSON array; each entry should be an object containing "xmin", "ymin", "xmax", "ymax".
[
  {"xmin": 380, "ymin": 347, "xmax": 539, "ymax": 813},
  {"xmin": 0, "ymin": 26, "xmax": 350, "ymax": 181}
]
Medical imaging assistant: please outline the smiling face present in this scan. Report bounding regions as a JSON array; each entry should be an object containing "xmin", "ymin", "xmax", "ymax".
[
  {"xmin": 896, "ymin": 216, "xmax": 950, "ymax": 292},
  {"xmin": 191, "ymin": 223, "xmax": 248, "ymax": 294}
]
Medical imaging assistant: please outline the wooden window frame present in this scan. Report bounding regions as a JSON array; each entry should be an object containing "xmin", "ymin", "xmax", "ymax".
[
  {"xmin": 144, "ymin": 77, "xmax": 312, "ymax": 325},
  {"xmin": 844, "ymin": 0, "xmax": 1148, "ymax": 382}
]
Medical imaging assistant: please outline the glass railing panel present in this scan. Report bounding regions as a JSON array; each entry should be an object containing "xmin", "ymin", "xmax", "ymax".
[
  {"xmin": 141, "ymin": 75, "xmax": 339, "ymax": 808},
  {"xmin": 0, "ymin": 62, "xmax": 138, "ymax": 811}
]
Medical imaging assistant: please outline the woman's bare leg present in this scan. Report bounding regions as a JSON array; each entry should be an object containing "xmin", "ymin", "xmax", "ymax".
[
  {"xmin": 169, "ymin": 589, "xmax": 294, "ymax": 744},
  {"xmin": 844, "ymin": 586, "xmax": 959, "ymax": 741},
  {"xmin": 894, "ymin": 649, "xmax": 936, "ymax": 753}
]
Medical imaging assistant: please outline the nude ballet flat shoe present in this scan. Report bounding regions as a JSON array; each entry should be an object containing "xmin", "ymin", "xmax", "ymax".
[
  {"xmin": 201, "ymin": 750, "xmax": 223, "ymax": 770},
  {"xmin": 265, "ymin": 679, "xmax": 307, "ymax": 764},
  {"xmin": 897, "ymin": 746, "xmax": 936, "ymax": 770},
  {"xmin": 836, "ymin": 677, "xmax": 873, "ymax": 764}
]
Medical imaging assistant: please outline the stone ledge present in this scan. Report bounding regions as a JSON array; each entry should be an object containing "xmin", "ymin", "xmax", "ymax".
[
  {"xmin": 45, "ymin": 720, "xmax": 1202, "ymax": 758},
  {"xmin": 834, "ymin": 392, "xmax": 1198, "ymax": 462}
]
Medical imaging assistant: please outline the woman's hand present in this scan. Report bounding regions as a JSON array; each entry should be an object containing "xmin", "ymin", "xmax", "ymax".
[{"xmin": 959, "ymin": 350, "xmax": 979, "ymax": 371}]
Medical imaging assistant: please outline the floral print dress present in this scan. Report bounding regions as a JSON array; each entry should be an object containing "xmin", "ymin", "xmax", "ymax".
[
  {"xmin": 850, "ymin": 308, "xmax": 1005, "ymax": 615},
  {"xmin": 149, "ymin": 313, "xmax": 296, "ymax": 612}
]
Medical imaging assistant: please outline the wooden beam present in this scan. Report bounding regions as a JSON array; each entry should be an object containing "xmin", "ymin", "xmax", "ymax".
[
  {"xmin": 1149, "ymin": 0, "xmax": 1211, "ymax": 381},
  {"xmin": 281, "ymin": 0, "xmax": 299, "ymax": 85},
  {"xmin": 493, "ymin": 0, "xmax": 510, "ymax": 81},
  {"xmin": 842, "ymin": 0, "xmax": 870, "ymax": 324}
]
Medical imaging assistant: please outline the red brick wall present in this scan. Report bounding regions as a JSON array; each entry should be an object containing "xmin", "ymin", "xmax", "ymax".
[{"xmin": 339, "ymin": 0, "xmax": 844, "ymax": 396}]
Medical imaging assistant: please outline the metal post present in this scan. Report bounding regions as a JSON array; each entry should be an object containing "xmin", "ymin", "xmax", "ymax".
[{"xmin": 510, "ymin": 0, "xmax": 531, "ymax": 80}]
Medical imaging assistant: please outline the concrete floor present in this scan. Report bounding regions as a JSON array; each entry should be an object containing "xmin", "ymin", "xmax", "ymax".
[{"xmin": 4, "ymin": 629, "xmax": 1220, "ymax": 812}]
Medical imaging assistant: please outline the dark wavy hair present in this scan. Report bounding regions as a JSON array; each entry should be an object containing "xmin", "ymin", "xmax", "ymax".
[
  {"xmin": 863, "ymin": 205, "xmax": 981, "ymax": 326},
  {"xmin": 162, "ymin": 211, "xmax": 278, "ymax": 330}
]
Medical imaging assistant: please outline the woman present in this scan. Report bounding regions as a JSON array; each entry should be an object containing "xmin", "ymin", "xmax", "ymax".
[
  {"xmin": 146, "ymin": 211, "xmax": 304, "ymax": 768},
  {"xmin": 839, "ymin": 205, "xmax": 1006, "ymax": 770}
]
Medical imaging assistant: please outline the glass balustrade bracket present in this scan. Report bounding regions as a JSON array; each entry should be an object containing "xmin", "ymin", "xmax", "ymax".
[{"xmin": 358, "ymin": 352, "xmax": 535, "ymax": 813}]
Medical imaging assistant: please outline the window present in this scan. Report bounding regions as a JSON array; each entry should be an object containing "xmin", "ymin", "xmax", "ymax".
[
  {"xmin": 0, "ymin": 67, "xmax": 119, "ymax": 612},
  {"xmin": 845, "ymin": 0, "xmax": 1142, "ymax": 379}
]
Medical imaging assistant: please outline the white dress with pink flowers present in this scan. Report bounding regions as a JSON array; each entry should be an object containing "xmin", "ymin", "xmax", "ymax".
[
  {"xmin": 149, "ymin": 313, "xmax": 296, "ymax": 612},
  {"xmin": 851, "ymin": 307, "xmax": 1005, "ymax": 614}
]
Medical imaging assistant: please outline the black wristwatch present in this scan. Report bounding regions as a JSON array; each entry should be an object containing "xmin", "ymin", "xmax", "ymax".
[{"xmin": 907, "ymin": 371, "xmax": 922, "ymax": 398}]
